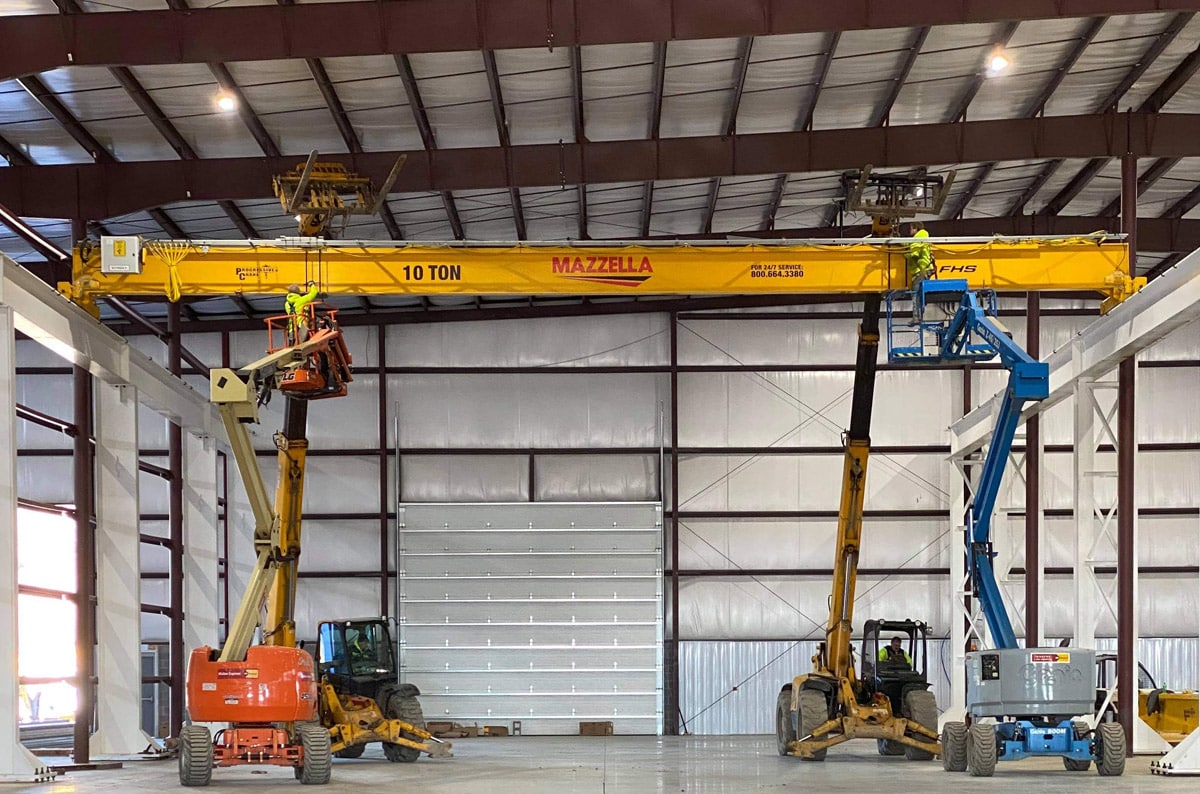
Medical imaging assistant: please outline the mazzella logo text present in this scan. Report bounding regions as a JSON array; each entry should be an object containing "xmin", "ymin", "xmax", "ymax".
[
  {"xmin": 749, "ymin": 263, "xmax": 805, "ymax": 278},
  {"xmin": 551, "ymin": 255, "xmax": 653, "ymax": 287}
]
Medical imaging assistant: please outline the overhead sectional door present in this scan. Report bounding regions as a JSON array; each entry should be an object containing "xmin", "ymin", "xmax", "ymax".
[{"xmin": 397, "ymin": 502, "xmax": 663, "ymax": 735}]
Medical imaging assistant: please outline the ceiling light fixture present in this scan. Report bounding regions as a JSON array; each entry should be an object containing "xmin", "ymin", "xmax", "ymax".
[
  {"xmin": 986, "ymin": 48, "xmax": 1011, "ymax": 76},
  {"xmin": 215, "ymin": 91, "xmax": 237, "ymax": 112}
]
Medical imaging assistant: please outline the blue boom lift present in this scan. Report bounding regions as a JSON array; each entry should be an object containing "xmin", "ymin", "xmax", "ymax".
[{"xmin": 887, "ymin": 279, "xmax": 1127, "ymax": 778}]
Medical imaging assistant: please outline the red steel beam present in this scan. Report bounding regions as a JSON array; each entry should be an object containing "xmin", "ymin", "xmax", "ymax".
[
  {"xmin": 6, "ymin": 0, "xmax": 1197, "ymax": 80},
  {"xmin": 1008, "ymin": 12, "xmax": 1192, "ymax": 215},
  {"xmin": 5, "ymin": 111, "xmax": 1200, "ymax": 221}
]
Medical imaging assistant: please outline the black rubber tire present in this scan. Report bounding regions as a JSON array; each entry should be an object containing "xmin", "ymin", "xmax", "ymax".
[
  {"xmin": 383, "ymin": 695, "xmax": 425, "ymax": 763},
  {"xmin": 1063, "ymin": 757, "xmax": 1092, "ymax": 771},
  {"xmin": 178, "ymin": 725, "xmax": 213, "ymax": 787},
  {"xmin": 296, "ymin": 723, "xmax": 332, "ymax": 785},
  {"xmin": 334, "ymin": 744, "xmax": 365, "ymax": 759},
  {"xmin": 877, "ymin": 739, "xmax": 905, "ymax": 756},
  {"xmin": 967, "ymin": 723, "xmax": 996, "ymax": 777},
  {"xmin": 797, "ymin": 689, "xmax": 829, "ymax": 762},
  {"xmin": 1096, "ymin": 721, "xmax": 1126, "ymax": 777},
  {"xmin": 776, "ymin": 689, "xmax": 796, "ymax": 756},
  {"xmin": 902, "ymin": 689, "xmax": 938, "ymax": 761},
  {"xmin": 941, "ymin": 721, "xmax": 967, "ymax": 772}
]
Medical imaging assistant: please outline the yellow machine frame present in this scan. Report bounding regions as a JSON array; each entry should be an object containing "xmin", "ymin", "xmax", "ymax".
[{"xmin": 64, "ymin": 235, "xmax": 1140, "ymax": 315}]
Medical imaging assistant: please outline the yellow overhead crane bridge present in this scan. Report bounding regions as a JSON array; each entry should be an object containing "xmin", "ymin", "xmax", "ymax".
[{"xmin": 64, "ymin": 234, "xmax": 1140, "ymax": 312}]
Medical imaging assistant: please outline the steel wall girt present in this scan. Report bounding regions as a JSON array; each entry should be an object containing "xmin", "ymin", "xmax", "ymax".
[
  {"xmin": 4, "ymin": 0, "xmax": 1196, "ymax": 79},
  {"xmin": 6, "ymin": 112, "xmax": 1200, "ymax": 220}
]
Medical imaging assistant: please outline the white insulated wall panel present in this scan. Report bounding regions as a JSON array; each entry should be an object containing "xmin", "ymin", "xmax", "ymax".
[
  {"xmin": 388, "ymin": 373, "xmax": 665, "ymax": 448},
  {"xmin": 400, "ymin": 455, "xmax": 529, "ymax": 502},
  {"xmin": 15, "ymin": 374, "xmax": 72, "ymax": 449},
  {"xmin": 294, "ymin": 579, "xmax": 383, "ymax": 642},
  {"xmin": 677, "ymin": 453, "xmax": 948, "ymax": 512},
  {"xmin": 386, "ymin": 315, "xmax": 668, "ymax": 367},
  {"xmin": 304, "ymin": 373, "xmax": 379, "ymax": 450},
  {"xmin": 533, "ymin": 454, "xmax": 658, "ymax": 501},
  {"xmin": 17, "ymin": 456, "xmax": 73, "ymax": 504},
  {"xmin": 679, "ymin": 370, "xmax": 955, "ymax": 447},
  {"xmin": 300, "ymin": 520, "xmax": 382, "ymax": 573},
  {"xmin": 678, "ymin": 576, "xmax": 952, "ymax": 640},
  {"xmin": 398, "ymin": 503, "xmax": 663, "ymax": 735},
  {"xmin": 1142, "ymin": 315, "xmax": 1200, "ymax": 360},
  {"xmin": 677, "ymin": 318, "xmax": 861, "ymax": 366},
  {"xmin": 677, "ymin": 518, "xmax": 948, "ymax": 571}
]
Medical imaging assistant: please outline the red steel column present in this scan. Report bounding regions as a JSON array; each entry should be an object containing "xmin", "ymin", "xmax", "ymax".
[
  {"xmin": 667, "ymin": 312, "xmax": 680, "ymax": 734},
  {"xmin": 1025, "ymin": 294, "xmax": 1040, "ymax": 647},
  {"xmin": 1116, "ymin": 152, "xmax": 1137, "ymax": 752},
  {"xmin": 72, "ymin": 364, "xmax": 94, "ymax": 763},
  {"xmin": 167, "ymin": 303, "xmax": 185, "ymax": 737}
]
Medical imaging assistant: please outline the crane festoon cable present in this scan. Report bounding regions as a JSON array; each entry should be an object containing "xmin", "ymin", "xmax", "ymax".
[{"xmin": 144, "ymin": 239, "xmax": 191, "ymax": 303}]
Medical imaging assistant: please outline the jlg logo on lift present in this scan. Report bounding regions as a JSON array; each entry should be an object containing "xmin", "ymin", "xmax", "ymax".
[{"xmin": 938, "ymin": 265, "xmax": 977, "ymax": 274}]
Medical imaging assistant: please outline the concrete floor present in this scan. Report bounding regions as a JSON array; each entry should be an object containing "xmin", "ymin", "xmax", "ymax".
[{"xmin": 14, "ymin": 736, "xmax": 1200, "ymax": 793}]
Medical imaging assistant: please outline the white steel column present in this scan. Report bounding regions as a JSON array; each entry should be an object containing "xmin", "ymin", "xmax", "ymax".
[
  {"xmin": 0, "ymin": 306, "xmax": 54, "ymax": 781},
  {"xmin": 948, "ymin": 455, "xmax": 968, "ymax": 717},
  {"xmin": 92, "ymin": 383, "xmax": 160, "ymax": 756},
  {"xmin": 182, "ymin": 432, "xmax": 220, "ymax": 655},
  {"xmin": 1072, "ymin": 375, "xmax": 1120, "ymax": 650}
]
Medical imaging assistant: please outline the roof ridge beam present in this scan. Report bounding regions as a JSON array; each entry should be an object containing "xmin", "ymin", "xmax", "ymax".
[{"xmin": 7, "ymin": 1, "xmax": 1198, "ymax": 79}]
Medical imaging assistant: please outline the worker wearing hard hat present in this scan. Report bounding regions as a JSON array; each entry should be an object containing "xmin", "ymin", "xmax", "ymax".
[
  {"xmin": 906, "ymin": 221, "xmax": 934, "ymax": 324},
  {"xmin": 284, "ymin": 281, "xmax": 320, "ymax": 343},
  {"xmin": 905, "ymin": 221, "xmax": 933, "ymax": 286},
  {"xmin": 878, "ymin": 636, "xmax": 912, "ymax": 668}
]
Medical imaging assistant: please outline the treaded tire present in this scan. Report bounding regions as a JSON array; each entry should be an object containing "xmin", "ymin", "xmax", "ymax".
[
  {"xmin": 966, "ymin": 723, "xmax": 996, "ymax": 777},
  {"xmin": 776, "ymin": 690, "xmax": 796, "ymax": 756},
  {"xmin": 1096, "ymin": 721, "xmax": 1126, "ymax": 777},
  {"xmin": 1063, "ymin": 757, "xmax": 1092, "ymax": 771},
  {"xmin": 178, "ymin": 725, "xmax": 213, "ymax": 787},
  {"xmin": 296, "ymin": 723, "xmax": 332, "ymax": 785},
  {"xmin": 903, "ymin": 689, "xmax": 938, "ymax": 761},
  {"xmin": 877, "ymin": 739, "xmax": 905, "ymax": 756},
  {"xmin": 941, "ymin": 721, "xmax": 967, "ymax": 772},
  {"xmin": 797, "ymin": 689, "xmax": 829, "ymax": 762},
  {"xmin": 334, "ymin": 744, "xmax": 365, "ymax": 759},
  {"xmin": 383, "ymin": 695, "xmax": 425, "ymax": 763}
]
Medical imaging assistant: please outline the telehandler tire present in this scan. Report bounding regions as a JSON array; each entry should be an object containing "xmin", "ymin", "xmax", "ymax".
[{"xmin": 383, "ymin": 695, "xmax": 426, "ymax": 763}]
